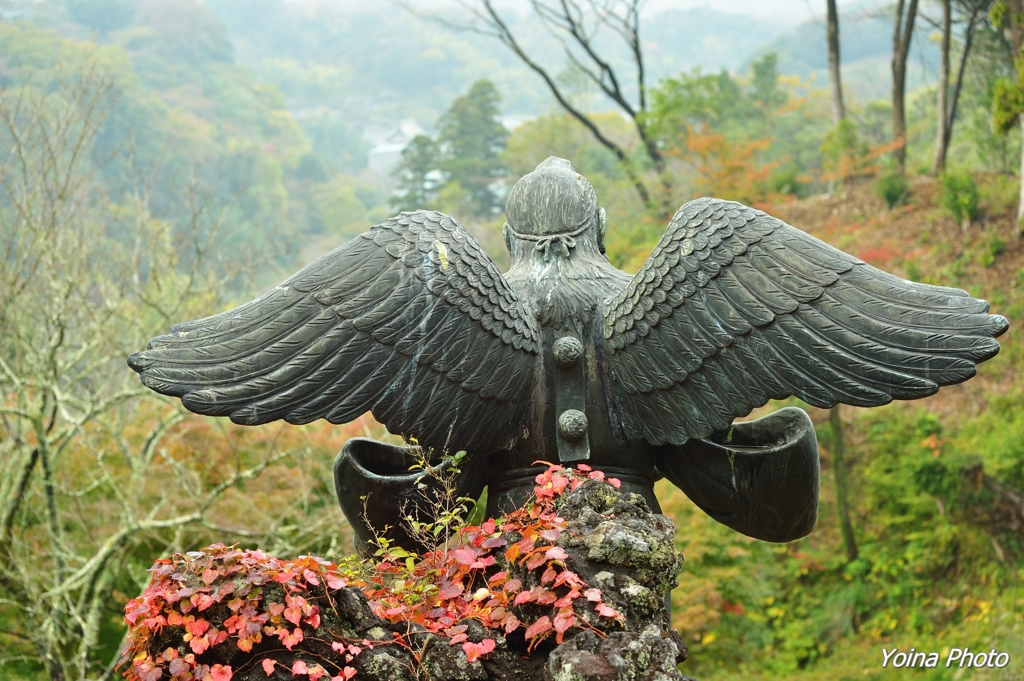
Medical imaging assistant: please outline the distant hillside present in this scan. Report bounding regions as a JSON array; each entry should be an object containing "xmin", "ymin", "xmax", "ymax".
[
  {"xmin": 750, "ymin": 1, "xmax": 941, "ymax": 103},
  {"xmin": 201, "ymin": 0, "xmax": 788, "ymax": 171}
]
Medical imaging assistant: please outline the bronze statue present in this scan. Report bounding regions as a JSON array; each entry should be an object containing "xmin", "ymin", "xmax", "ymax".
[{"xmin": 128, "ymin": 158, "xmax": 1008, "ymax": 551}]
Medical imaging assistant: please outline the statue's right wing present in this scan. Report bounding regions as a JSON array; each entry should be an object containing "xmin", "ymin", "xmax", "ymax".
[{"xmin": 128, "ymin": 210, "xmax": 540, "ymax": 455}]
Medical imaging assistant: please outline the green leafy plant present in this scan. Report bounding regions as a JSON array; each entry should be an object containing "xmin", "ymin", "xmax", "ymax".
[
  {"xmin": 979, "ymin": 234, "xmax": 1007, "ymax": 268},
  {"xmin": 941, "ymin": 170, "xmax": 980, "ymax": 229},
  {"xmin": 875, "ymin": 171, "xmax": 908, "ymax": 209}
]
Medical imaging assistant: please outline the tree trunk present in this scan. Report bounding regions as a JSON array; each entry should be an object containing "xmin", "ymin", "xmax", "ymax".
[
  {"xmin": 891, "ymin": 0, "xmax": 919, "ymax": 168},
  {"xmin": 830, "ymin": 405, "xmax": 859, "ymax": 562},
  {"xmin": 932, "ymin": 0, "xmax": 951, "ymax": 174},
  {"xmin": 1018, "ymin": 114, "xmax": 1024, "ymax": 224},
  {"xmin": 827, "ymin": 0, "xmax": 845, "ymax": 123},
  {"xmin": 945, "ymin": 8, "xmax": 979, "ymax": 158}
]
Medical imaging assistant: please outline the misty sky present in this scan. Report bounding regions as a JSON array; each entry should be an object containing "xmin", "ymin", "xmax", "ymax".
[{"xmin": 386, "ymin": 0, "xmax": 872, "ymax": 27}]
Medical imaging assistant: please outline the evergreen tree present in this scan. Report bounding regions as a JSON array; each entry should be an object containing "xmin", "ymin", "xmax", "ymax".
[
  {"xmin": 437, "ymin": 79, "xmax": 509, "ymax": 217},
  {"xmin": 390, "ymin": 134, "xmax": 442, "ymax": 213}
]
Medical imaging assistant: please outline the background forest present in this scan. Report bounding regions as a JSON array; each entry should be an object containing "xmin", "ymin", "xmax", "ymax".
[{"xmin": 0, "ymin": 0, "xmax": 1022, "ymax": 679}]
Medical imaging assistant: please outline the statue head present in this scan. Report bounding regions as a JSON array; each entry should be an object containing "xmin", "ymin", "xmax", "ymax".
[{"xmin": 503, "ymin": 157, "xmax": 607, "ymax": 260}]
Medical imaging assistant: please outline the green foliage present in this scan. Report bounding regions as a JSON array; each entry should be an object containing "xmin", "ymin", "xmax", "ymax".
[
  {"xmin": 646, "ymin": 53, "xmax": 831, "ymax": 199},
  {"xmin": 645, "ymin": 67, "xmax": 748, "ymax": 141},
  {"xmin": 390, "ymin": 80, "xmax": 509, "ymax": 218},
  {"xmin": 940, "ymin": 170, "xmax": 980, "ymax": 224},
  {"xmin": 820, "ymin": 119, "xmax": 862, "ymax": 171},
  {"xmin": 992, "ymin": 77, "xmax": 1024, "ymax": 135},
  {"xmin": 751, "ymin": 53, "xmax": 788, "ymax": 112},
  {"xmin": 875, "ymin": 171, "xmax": 908, "ymax": 208},
  {"xmin": 436, "ymin": 79, "xmax": 510, "ymax": 217},
  {"xmin": 669, "ymin": 391, "xmax": 1024, "ymax": 679},
  {"xmin": 391, "ymin": 134, "xmax": 442, "ymax": 213},
  {"xmin": 979, "ymin": 234, "xmax": 1007, "ymax": 267}
]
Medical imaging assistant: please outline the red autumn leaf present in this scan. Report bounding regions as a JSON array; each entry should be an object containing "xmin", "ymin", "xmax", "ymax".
[
  {"xmin": 439, "ymin": 584, "xmax": 463, "ymax": 599},
  {"xmin": 449, "ymin": 547, "xmax": 478, "ymax": 566},
  {"xmin": 268, "ymin": 602, "xmax": 285, "ymax": 617},
  {"xmin": 326, "ymin": 573, "xmax": 347, "ymax": 590},
  {"xmin": 462, "ymin": 638, "xmax": 495, "ymax": 663},
  {"xmin": 223, "ymin": 615, "xmax": 240, "ymax": 633},
  {"xmin": 608, "ymin": 477, "xmax": 621, "ymax": 489},
  {"xmin": 471, "ymin": 555, "xmax": 497, "ymax": 569},
  {"xmin": 342, "ymin": 667, "xmax": 357, "ymax": 680},
  {"xmin": 540, "ymin": 528, "xmax": 561, "ymax": 542},
  {"xmin": 237, "ymin": 637, "xmax": 253, "ymax": 653},
  {"xmin": 481, "ymin": 537, "xmax": 507, "ymax": 549},
  {"xmin": 504, "ymin": 543, "xmax": 522, "ymax": 563},
  {"xmin": 524, "ymin": 616, "xmax": 551, "ymax": 641},
  {"xmin": 186, "ymin": 618, "xmax": 210, "ymax": 638},
  {"xmin": 169, "ymin": 658, "xmax": 189, "ymax": 676},
  {"xmin": 554, "ymin": 571, "xmax": 579, "ymax": 588},
  {"xmin": 481, "ymin": 519, "xmax": 496, "ymax": 534},
  {"xmin": 284, "ymin": 605, "xmax": 302, "ymax": 627},
  {"xmin": 304, "ymin": 611, "xmax": 321, "ymax": 628},
  {"xmin": 513, "ymin": 591, "xmax": 533, "ymax": 606},
  {"xmin": 201, "ymin": 568, "xmax": 219, "ymax": 585},
  {"xmin": 553, "ymin": 612, "xmax": 576, "ymax": 634},
  {"xmin": 302, "ymin": 569, "xmax": 321, "ymax": 586},
  {"xmin": 583, "ymin": 588, "xmax": 602, "ymax": 602},
  {"xmin": 275, "ymin": 571, "xmax": 297, "ymax": 584},
  {"xmin": 189, "ymin": 636, "xmax": 209, "ymax": 655},
  {"xmin": 261, "ymin": 659, "xmax": 276, "ymax": 677},
  {"xmin": 540, "ymin": 567, "xmax": 557, "ymax": 584},
  {"xmin": 208, "ymin": 664, "xmax": 232, "ymax": 681},
  {"xmin": 195, "ymin": 594, "xmax": 216, "ymax": 612},
  {"xmin": 280, "ymin": 627, "xmax": 303, "ymax": 650},
  {"xmin": 575, "ymin": 463, "xmax": 592, "ymax": 472},
  {"xmin": 525, "ymin": 552, "xmax": 548, "ymax": 571},
  {"xmin": 331, "ymin": 641, "xmax": 345, "ymax": 653},
  {"xmin": 503, "ymin": 614, "xmax": 522, "ymax": 633},
  {"xmin": 545, "ymin": 546, "xmax": 568, "ymax": 561},
  {"xmin": 292, "ymin": 660, "xmax": 308, "ymax": 675}
]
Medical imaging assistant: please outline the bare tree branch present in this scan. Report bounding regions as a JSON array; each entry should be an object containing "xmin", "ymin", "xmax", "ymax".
[{"xmin": 395, "ymin": 0, "xmax": 672, "ymax": 214}]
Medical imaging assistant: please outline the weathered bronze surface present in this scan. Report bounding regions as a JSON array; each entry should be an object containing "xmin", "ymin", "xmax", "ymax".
[{"xmin": 128, "ymin": 157, "xmax": 1008, "ymax": 550}]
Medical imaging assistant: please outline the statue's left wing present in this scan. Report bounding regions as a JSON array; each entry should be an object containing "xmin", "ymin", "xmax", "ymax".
[
  {"xmin": 128, "ymin": 210, "xmax": 540, "ymax": 454},
  {"xmin": 602, "ymin": 198, "xmax": 1008, "ymax": 446}
]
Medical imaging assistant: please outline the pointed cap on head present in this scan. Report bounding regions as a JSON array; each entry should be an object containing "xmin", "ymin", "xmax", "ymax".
[{"xmin": 505, "ymin": 157, "xmax": 597, "ymax": 237}]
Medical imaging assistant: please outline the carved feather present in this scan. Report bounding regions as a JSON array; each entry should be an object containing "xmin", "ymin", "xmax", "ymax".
[
  {"xmin": 602, "ymin": 198, "xmax": 1009, "ymax": 446},
  {"xmin": 129, "ymin": 210, "xmax": 540, "ymax": 455}
]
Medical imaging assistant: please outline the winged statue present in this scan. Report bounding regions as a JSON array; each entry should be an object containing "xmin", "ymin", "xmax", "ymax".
[{"xmin": 128, "ymin": 157, "xmax": 1008, "ymax": 551}]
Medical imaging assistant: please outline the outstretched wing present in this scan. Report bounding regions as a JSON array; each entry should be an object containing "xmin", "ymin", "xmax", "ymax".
[
  {"xmin": 602, "ymin": 198, "xmax": 1008, "ymax": 446},
  {"xmin": 129, "ymin": 210, "xmax": 540, "ymax": 454}
]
